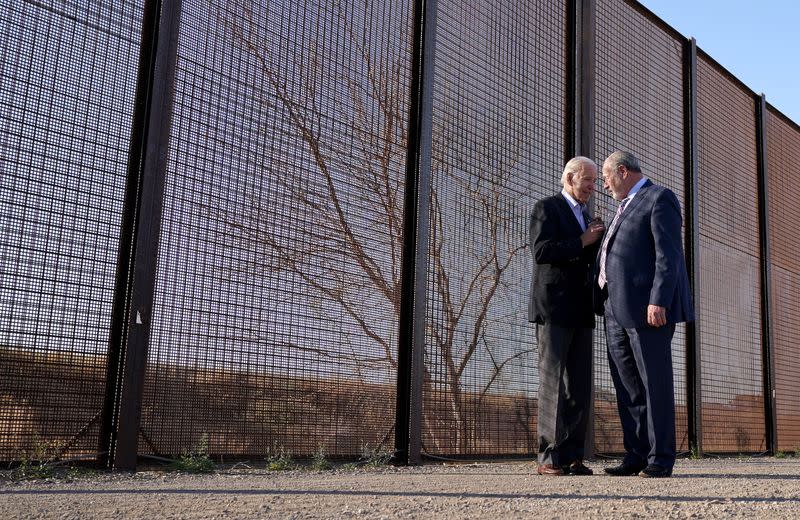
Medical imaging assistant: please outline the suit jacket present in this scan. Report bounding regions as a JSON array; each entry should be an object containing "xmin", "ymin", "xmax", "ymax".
[
  {"xmin": 594, "ymin": 180, "xmax": 695, "ymax": 328},
  {"xmin": 528, "ymin": 194, "xmax": 598, "ymax": 328}
]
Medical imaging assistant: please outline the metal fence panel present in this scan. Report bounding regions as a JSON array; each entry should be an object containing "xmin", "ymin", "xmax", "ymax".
[
  {"xmin": 696, "ymin": 54, "xmax": 765, "ymax": 453},
  {"xmin": 3, "ymin": 0, "xmax": 800, "ymax": 465},
  {"xmin": 0, "ymin": 0, "xmax": 143, "ymax": 461},
  {"xmin": 766, "ymin": 108, "xmax": 800, "ymax": 452},
  {"xmin": 138, "ymin": 0, "xmax": 412, "ymax": 458},
  {"xmin": 593, "ymin": 0, "xmax": 688, "ymax": 454},
  {"xmin": 421, "ymin": 0, "xmax": 566, "ymax": 456}
]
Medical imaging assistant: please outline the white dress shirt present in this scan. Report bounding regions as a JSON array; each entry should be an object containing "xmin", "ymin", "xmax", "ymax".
[{"xmin": 561, "ymin": 189, "xmax": 587, "ymax": 231}]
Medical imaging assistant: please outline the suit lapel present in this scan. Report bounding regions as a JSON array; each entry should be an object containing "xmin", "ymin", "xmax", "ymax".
[
  {"xmin": 556, "ymin": 195, "xmax": 584, "ymax": 235},
  {"xmin": 609, "ymin": 180, "xmax": 653, "ymax": 237},
  {"xmin": 599, "ymin": 180, "xmax": 654, "ymax": 262}
]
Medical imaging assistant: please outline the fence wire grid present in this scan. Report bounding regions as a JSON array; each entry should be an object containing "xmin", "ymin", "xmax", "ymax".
[{"xmin": 1, "ymin": 0, "xmax": 799, "ymax": 465}]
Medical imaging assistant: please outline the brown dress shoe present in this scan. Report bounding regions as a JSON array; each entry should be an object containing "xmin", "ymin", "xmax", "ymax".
[
  {"xmin": 537, "ymin": 463, "xmax": 565, "ymax": 476},
  {"xmin": 564, "ymin": 460, "xmax": 593, "ymax": 475},
  {"xmin": 639, "ymin": 463, "xmax": 672, "ymax": 478}
]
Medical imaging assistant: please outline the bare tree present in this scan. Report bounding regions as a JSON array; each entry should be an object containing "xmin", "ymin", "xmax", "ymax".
[{"xmin": 216, "ymin": 0, "xmax": 531, "ymax": 453}]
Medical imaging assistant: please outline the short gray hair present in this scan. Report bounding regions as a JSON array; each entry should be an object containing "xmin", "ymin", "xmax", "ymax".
[
  {"xmin": 560, "ymin": 156, "xmax": 597, "ymax": 186},
  {"xmin": 604, "ymin": 151, "xmax": 642, "ymax": 173}
]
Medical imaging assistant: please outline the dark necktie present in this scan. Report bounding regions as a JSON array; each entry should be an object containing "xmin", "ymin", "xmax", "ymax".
[{"xmin": 580, "ymin": 205, "xmax": 592, "ymax": 230}]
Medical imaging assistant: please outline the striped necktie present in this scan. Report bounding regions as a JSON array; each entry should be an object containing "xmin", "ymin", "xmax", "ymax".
[{"xmin": 597, "ymin": 197, "xmax": 630, "ymax": 289}]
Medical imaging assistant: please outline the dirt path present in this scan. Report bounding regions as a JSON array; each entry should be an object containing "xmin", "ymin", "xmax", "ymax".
[{"xmin": 2, "ymin": 458, "xmax": 799, "ymax": 518}]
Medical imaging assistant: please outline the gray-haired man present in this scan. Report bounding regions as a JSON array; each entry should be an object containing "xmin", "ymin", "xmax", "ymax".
[{"xmin": 529, "ymin": 156, "xmax": 605, "ymax": 476}]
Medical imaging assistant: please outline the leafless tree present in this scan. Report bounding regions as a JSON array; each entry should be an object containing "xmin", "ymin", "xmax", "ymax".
[{"xmin": 216, "ymin": 0, "xmax": 531, "ymax": 453}]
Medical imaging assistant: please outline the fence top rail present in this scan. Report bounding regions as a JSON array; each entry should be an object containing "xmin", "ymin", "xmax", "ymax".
[
  {"xmin": 766, "ymin": 102, "xmax": 800, "ymax": 133},
  {"xmin": 696, "ymin": 47, "xmax": 759, "ymax": 102},
  {"xmin": 631, "ymin": 0, "xmax": 798, "ymax": 129},
  {"xmin": 626, "ymin": 0, "xmax": 687, "ymax": 43}
]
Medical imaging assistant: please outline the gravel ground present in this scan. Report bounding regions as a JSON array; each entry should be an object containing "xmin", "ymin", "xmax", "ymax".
[{"xmin": 2, "ymin": 458, "xmax": 799, "ymax": 519}]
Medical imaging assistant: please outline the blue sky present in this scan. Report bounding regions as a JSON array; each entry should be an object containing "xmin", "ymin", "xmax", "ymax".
[{"xmin": 638, "ymin": 0, "xmax": 800, "ymax": 125}]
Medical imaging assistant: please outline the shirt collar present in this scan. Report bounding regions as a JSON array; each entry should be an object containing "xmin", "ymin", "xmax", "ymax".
[
  {"xmin": 561, "ymin": 189, "xmax": 582, "ymax": 209},
  {"xmin": 625, "ymin": 177, "xmax": 648, "ymax": 201}
]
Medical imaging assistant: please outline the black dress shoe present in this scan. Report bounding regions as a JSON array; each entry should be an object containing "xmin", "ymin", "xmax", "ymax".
[
  {"xmin": 562, "ymin": 460, "xmax": 593, "ymax": 475},
  {"xmin": 604, "ymin": 462, "xmax": 647, "ymax": 476},
  {"xmin": 639, "ymin": 464, "xmax": 672, "ymax": 478}
]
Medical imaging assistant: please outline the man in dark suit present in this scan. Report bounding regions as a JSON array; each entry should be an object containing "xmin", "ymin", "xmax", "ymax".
[
  {"xmin": 529, "ymin": 156, "xmax": 605, "ymax": 476},
  {"xmin": 596, "ymin": 151, "xmax": 694, "ymax": 478}
]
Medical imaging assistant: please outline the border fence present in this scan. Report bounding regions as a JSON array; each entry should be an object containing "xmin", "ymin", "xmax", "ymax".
[{"xmin": 1, "ymin": 0, "xmax": 799, "ymax": 469}]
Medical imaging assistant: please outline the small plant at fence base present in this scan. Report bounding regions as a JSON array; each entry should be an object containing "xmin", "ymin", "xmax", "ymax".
[
  {"xmin": 775, "ymin": 450, "xmax": 787, "ymax": 459},
  {"xmin": 266, "ymin": 446, "xmax": 295, "ymax": 471},
  {"xmin": 12, "ymin": 435, "xmax": 62, "ymax": 480},
  {"xmin": 311, "ymin": 446, "xmax": 333, "ymax": 471},
  {"xmin": 171, "ymin": 433, "xmax": 215, "ymax": 474},
  {"xmin": 359, "ymin": 442, "xmax": 392, "ymax": 468},
  {"xmin": 690, "ymin": 443, "xmax": 701, "ymax": 460}
]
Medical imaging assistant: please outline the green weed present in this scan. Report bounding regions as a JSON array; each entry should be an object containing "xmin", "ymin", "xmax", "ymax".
[
  {"xmin": 12, "ymin": 435, "xmax": 62, "ymax": 480},
  {"xmin": 266, "ymin": 446, "xmax": 295, "ymax": 471},
  {"xmin": 359, "ymin": 442, "xmax": 392, "ymax": 468},
  {"xmin": 172, "ymin": 433, "xmax": 215, "ymax": 474},
  {"xmin": 689, "ymin": 444, "xmax": 701, "ymax": 460},
  {"xmin": 311, "ymin": 446, "xmax": 333, "ymax": 471}
]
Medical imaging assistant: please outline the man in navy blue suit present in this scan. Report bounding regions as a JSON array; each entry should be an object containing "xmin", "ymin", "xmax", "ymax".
[
  {"xmin": 596, "ymin": 151, "xmax": 694, "ymax": 478},
  {"xmin": 529, "ymin": 156, "xmax": 605, "ymax": 476}
]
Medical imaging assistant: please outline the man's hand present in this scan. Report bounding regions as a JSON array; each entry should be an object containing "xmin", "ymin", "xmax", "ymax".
[
  {"xmin": 580, "ymin": 218, "xmax": 605, "ymax": 247},
  {"xmin": 647, "ymin": 304, "xmax": 667, "ymax": 327}
]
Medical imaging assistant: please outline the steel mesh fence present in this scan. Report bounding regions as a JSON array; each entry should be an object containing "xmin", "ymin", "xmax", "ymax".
[
  {"xmin": 696, "ymin": 54, "xmax": 765, "ymax": 453},
  {"xmin": 2, "ymin": 0, "xmax": 800, "ymax": 465},
  {"xmin": 593, "ymin": 0, "xmax": 688, "ymax": 454},
  {"xmin": 0, "ymin": 0, "xmax": 143, "ymax": 461},
  {"xmin": 138, "ymin": 0, "xmax": 411, "ymax": 458},
  {"xmin": 422, "ymin": 0, "xmax": 566, "ymax": 456},
  {"xmin": 765, "ymin": 108, "xmax": 800, "ymax": 452}
]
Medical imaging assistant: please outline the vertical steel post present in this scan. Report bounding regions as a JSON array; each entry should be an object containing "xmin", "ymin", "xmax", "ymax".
[
  {"xmin": 99, "ymin": 0, "xmax": 161, "ymax": 468},
  {"xmin": 569, "ymin": 0, "xmax": 596, "ymax": 459},
  {"xmin": 394, "ymin": 0, "xmax": 437, "ymax": 466},
  {"xmin": 682, "ymin": 37, "xmax": 702, "ymax": 457},
  {"xmin": 564, "ymin": 0, "xmax": 577, "ymax": 162},
  {"xmin": 755, "ymin": 94, "xmax": 777, "ymax": 454},
  {"xmin": 101, "ymin": 0, "xmax": 182, "ymax": 471},
  {"xmin": 575, "ymin": 0, "xmax": 596, "ymax": 162}
]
